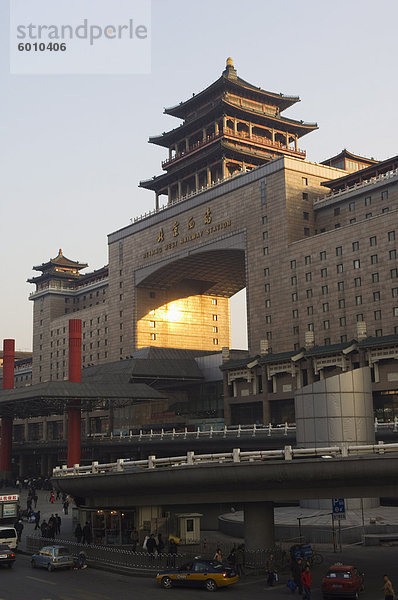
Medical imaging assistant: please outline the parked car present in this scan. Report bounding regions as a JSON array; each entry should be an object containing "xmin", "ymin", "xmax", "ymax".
[
  {"xmin": 0, "ymin": 543, "xmax": 16, "ymax": 568},
  {"xmin": 0, "ymin": 526, "xmax": 18, "ymax": 550},
  {"xmin": 321, "ymin": 563, "xmax": 364, "ymax": 599},
  {"xmin": 157, "ymin": 558, "xmax": 239, "ymax": 592},
  {"xmin": 31, "ymin": 545, "xmax": 74, "ymax": 572}
]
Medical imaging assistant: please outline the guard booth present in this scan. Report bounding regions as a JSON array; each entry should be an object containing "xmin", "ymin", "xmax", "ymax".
[
  {"xmin": 0, "ymin": 494, "xmax": 19, "ymax": 524},
  {"xmin": 177, "ymin": 513, "xmax": 202, "ymax": 545}
]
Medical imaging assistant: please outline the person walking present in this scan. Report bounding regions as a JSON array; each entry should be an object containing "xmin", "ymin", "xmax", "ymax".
[
  {"xmin": 130, "ymin": 527, "xmax": 139, "ymax": 551},
  {"xmin": 82, "ymin": 522, "xmax": 92, "ymax": 545},
  {"xmin": 301, "ymin": 565, "xmax": 312, "ymax": 600},
  {"xmin": 214, "ymin": 548, "xmax": 223, "ymax": 562},
  {"xmin": 55, "ymin": 514, "xmax": 61, "ymax": 535},
  {"xmin": 14, "ymin": 520, "xmax": 23, "ymax": 543},
  {"xmin": 74, "ymin": 523, "xmax": 83, "ymax": 544},
  {"xmin": 383, "ymin": 575, "xmax": 394, "ymax": 600},
  {"xmin": 49, "ymin": 491, "xmax": 55, "ymax": 504},
  {"xmin": 34, "ymin": 510, "xmax": 41, "ymax": 530},
  {"xmin": 167, "ymin": 538, "xmax": 177, "ymax": 568},
  {"xmin": 291, "ymin": 557, "xmax": 303, "ymax": 594},
  {"xmin": 156, "ymin": 533, "xmax": 165, "ymax": 555},
  {"xmin": 63, "ymin": 499, "xmax": 69, "ymax": 515},
  {"xmin": 146, "ymin": 533, "xmax": 157, "ymax": 558},
  {"xmin": 236, "ymin": 544, "xmax": 245, "ymax": 577},
  {"xmin": 266, "ymin": 552, "xmax": 276, "ymax": 586}
]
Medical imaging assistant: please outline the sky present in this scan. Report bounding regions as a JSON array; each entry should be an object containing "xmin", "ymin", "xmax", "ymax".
[{"xmin": 1, "ymin": 0, "xmax": 398, "ymax": 352}]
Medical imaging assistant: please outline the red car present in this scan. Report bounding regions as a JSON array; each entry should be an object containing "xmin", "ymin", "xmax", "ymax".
[{"xmin": 321, "ymin": 564, "xmax": 364, "ymax": 600}]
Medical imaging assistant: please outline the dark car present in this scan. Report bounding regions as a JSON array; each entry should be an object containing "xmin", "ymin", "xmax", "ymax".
[
  {"xmin": 0, "ymin": 543, "xmax": 16, "ymax": 568},
  {"xmin": 156, "ymin": 558, "xmax": 239, "ymax": 592},
  {"xmin": 321, "ymin": 563, "xmax": 364, "ymax": 599}
]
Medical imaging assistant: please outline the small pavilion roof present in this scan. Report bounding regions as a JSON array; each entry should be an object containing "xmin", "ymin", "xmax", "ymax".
[
  {"xmin": 321, "ymin": 149, "xmax": 378, "ymax": 169},
  {"xmin": 32, "ymin": 249, "xmax": 88, "ymax": 273},
  {"xmin": 321, "ymin": 153, "xmax": 398, "ymax": 191}
]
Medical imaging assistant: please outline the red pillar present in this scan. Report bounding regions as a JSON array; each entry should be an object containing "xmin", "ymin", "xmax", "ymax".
[
  {"xmin": 67, "ymin": 320, "xmax": 82, "ymax": 467},
  {"xmin": 1, "ymin": 339, "xmax": 15, "ymax": 475}
]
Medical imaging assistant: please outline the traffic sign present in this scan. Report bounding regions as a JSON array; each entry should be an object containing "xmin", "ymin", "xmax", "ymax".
[{"xmin": 332, "ymin": 498, "xmax": 346, "ymax": 520}]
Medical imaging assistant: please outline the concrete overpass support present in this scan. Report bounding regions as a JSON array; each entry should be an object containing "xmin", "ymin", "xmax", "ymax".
[
  {"xmin": 0, "ymin": 339, "xmax": 15, "ymax": 480},
  {"xmin": 67, "ymin": 319, "xmax": 82, "ymax": 468},
  {"xmin": 244, "ymin": 501, "xmax": 274, "ymax": 550}
]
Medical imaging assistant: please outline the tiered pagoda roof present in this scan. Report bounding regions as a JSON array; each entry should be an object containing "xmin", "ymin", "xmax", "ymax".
[{"xmin": 140, "ymin": 58, "xmax": 318, "ymax": 200}]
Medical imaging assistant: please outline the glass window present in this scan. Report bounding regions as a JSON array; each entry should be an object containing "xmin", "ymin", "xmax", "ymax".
[
  {"xmin": 356, "ymin": 314, "xmax": 363, "ymax": 322},
  {"xmin": 350, "ymin": 218, "xmax": 356, "ymax": 224},
  {"xmin": 292, "ymin": 293, "xmax": 297, "ymax": 302},
  {"xmin": 371, "ymin": 255, "xmax": 378, "ymax": 264},
  {"xmin": 290, "ymin": 260, "xmax": 296, "ymax": 269},
  {"xmin": 320, "ymin": 251, "xmax": 326, "ymax": 260},
  {"xmin": 390, "ymin": 250, "xmax": 397, "ymax": 260},
  {"xmin": 336, "ymin": 246, "xmax": 343, "ymax": 256},
  {"xmin": 364, "ymin": 196, "xmax": 371, "ymax": 206},
  {"xmin": 366, "ymin": 213, "xmax": 372, "ymax": 219},
  {"xmin": 265, "ymin": 283, "xmax": 270, "ymax": 292},
  {"xmin": 291, "ymin": 276, "xmax": 297, "ymax": 285},
  {"xmin": 349, "ymin": 201, "xmax": 355, "ymax": 212},
  {"xmin": 306, "ymin": 272, "xmax": 312, "ymax": 282},
  {"xmin": 338, "ymin": 281, "xmax": 344, "ymax": 291},
  {"xmin": 321, "ymin": 268, "xmax": 327, "ymax": 278},
  {"xmin": 356, "ymin": 295, "xmax": 362, "ymax": 305},
  {"xmin": 264, "ymin": 267, "xmax": 270, "ymax": 276},
  {"xmin": 370, "ymin": 236, "xmax": 377, "ymax": 246},
  {"xmin": 337, "ymin": 264, "xmax": 343, "ymax": 273},
  {"xmin": 392, "ymin": 288, "xmax": 398, "ymax": 297},
  {"xmin": 334, "ymin": 207, "xmax": 340, "ymax": 216},
  {"xmin": 306, "ymin": 289, "xmax": 313, "ymax": 298},
  {"xmin": 302, "ymin": 177, "xmax": 308, "ymax": 185},
  {"xmin": 339, "ymin": 299, "xmax": 345, "ymax": 308},
  {"xmin": 303, "ymin": 211, "xmax": 309, "ymax": 220},
  {"xmin": 323, "ymin": 320, "xmax": 330, "ymax": 330},
  {"xmin": 372, "ymin": 273, "xmax": 379, "ymax": 283},
  {"xmin": 292, "ymin": 309, "xmax": 298, "ymax": 318},
  {"xmin": 305, "ymin": 255, "xmax": 311, "ymax": 265},
  {"xmin": 354, "ymin": 277, "xmax": 361, "ymax": 287},
  {"xmin": 373, "ymin": 291, "xmax": 380, "ymax": 301},
  {"xmin": 381, "ymin": 190, "xmax": 388, "ymax": 201},
  {"xmin": 375, "ymin": 329, "xmax": 383, "ymax": 337},
  {"xmin": 263, "ymin": 231, "xmax": 268, "ymax": 240},
  {"xmin": 323, "ymin": 302, "xmax": 329, "ymax": 312},
  {"xmin": 266, "ymin": 315, "xmax": 271, "ymax": 323},
  {"xmin": 263, "ymin": 247, "xmax": 269, "ymax": 255},
  {"xmin": 265, "ymin": 299, "xmax": 271, "ymax": 308},
  {"xmin": 303, "ymin": 192, "xmax": 308, "ymax": 200},
  {"xmin": 262, "ymin": 215, "xmax": 268, "ymax": 224},
  {"xmin": 388, "ymin": 231, "xmax": 395, "ymax": 241},
  {"xmin": 304, "ymin": 227, "xmax": 310, "ymax": 236},
  {"xmin": 339, "ymin": 316, "xmax": 346, "ymax": 326},
  {"xmin": 307, "ymin": 306, "xmax": 313, "ymax": 315},
  {"xmin": 394, "ymin": 307, "xmax": 398, "ymax": 317},
  {"xmin": 322, "ymin": 285, "xmax": 328, "ymax": 295},
  {"xmin": 374, "ymin": 310, "xmax": 381, "ymax": 320},
  {"xmin": 391, "ymin": 269, "xmax": 398, "ymax": 279}
]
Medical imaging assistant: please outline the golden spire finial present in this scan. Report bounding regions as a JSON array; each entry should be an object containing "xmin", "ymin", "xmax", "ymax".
[{"xmin": 226, "ymin": 57, "xmax": 233, "ymax": 67}]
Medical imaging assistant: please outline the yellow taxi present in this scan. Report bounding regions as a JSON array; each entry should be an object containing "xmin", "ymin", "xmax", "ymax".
[{"xmin": 157, "ymin": 557, "xmax": 239, "ymax": 592}]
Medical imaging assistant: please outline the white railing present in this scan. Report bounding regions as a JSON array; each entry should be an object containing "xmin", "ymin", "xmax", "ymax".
[
  {"xmin": 86, "ymin": 422, "xmax": 296, "ymax": 442},
  {"xmin": 53, "ymin": 440, "xmax": 398, "ymax": 477},
  {"xmin": 313, "ymin": 168, "xmax": 398, "ymax": 207},
  {"xmin": 85, "ymin": 418, "xmax": 398, "ymax": 442}
]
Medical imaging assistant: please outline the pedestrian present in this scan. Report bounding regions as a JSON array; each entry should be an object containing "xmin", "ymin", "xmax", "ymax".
[
  {"xmin": 146, "ymin": 533, "xmax": 157, "ymax": 558},
  {"xmin": 227, "ymin": 546, "xmax": 236, "ymax": 569},
  {"xmin": 82, "ymin": 522, "xmax": 92, "ymax": 545},
  {"xmin": 383, "ymin": 574, "xmax": 394, "ymax": 600},
  {"xmin": 167, "ymin": 538, "xmax": 177, "ymax": 568},
  {"xmin": 63, "ymin": 499, "xmax": 69, "ymax": 515},
  {"xmin": 34, "ymin": 510, "xmax": 41, "ymax": 530},
  {"xmin": 49, "ymin": 491, "xmax": 55, "ymax": 504},
  {"xmin": 214, "ymin": 547, "xmax": 222, "ymax": 562},
  {"xmin": 40, "ymin": 520, "xmax": 48, "ymax": 538},
  {"xmin": 301, "ymin": 565, "xmax": 312, "ymax": 600},
  {"xmin": 156, "ymin": 532, "xmax": 165, "ymax": 555},
  {"xmin": 236, "ymin": 544, "xmax": 245, "ymax": 577},
  {"xmin": 130, "ymin": 527, "xmax": 139, "ymax": 551},
  {"xmin": 33, "ymin": 491, "xmax": 38, "ymax": 508},
  {"xmin": 266, "ymin": 552, "xmax": 276, "ymax": 586},
  {"xmin": 55, "ymin": 513, "xmax": 61, "ymax": 535},
  {"xmin": 75, "ymin": 523, "xmax": 83, "ymax": 544},
  {"xmin": 291, "ymin": 557, "xmax": 303, "ymax": 594},
  {"xmin": 14, "ymin": 519, "xmax": 23, "ymax": 543}
]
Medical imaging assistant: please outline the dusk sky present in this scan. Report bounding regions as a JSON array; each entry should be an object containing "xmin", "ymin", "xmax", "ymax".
[{"xmin": 1, "ymin": 0, "xmax": 397, "ymax": 351}]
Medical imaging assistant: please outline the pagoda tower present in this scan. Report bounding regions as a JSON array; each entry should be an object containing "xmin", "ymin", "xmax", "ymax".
[{"xmin": 140, "ymin": 58, "xmax": 318, "ymax": 208}]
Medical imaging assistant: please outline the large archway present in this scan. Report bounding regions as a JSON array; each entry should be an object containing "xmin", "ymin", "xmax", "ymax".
[{"xmin": 134, "ymin": 249, "xmax": 246, "ymax": 351}]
